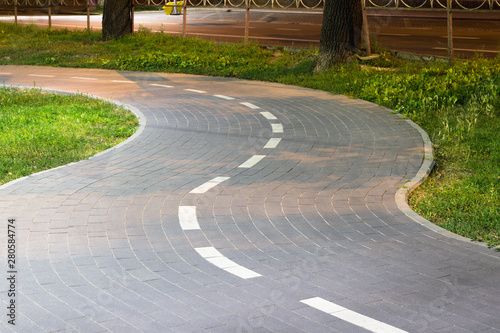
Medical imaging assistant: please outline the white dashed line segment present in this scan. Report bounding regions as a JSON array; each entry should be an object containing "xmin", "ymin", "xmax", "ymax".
[
  {"xmin": 195, "ymin": 247, "xmax": 262, "ymax": 279},
  {"xmin": 238, "ymin": 155, "xmax": 266, "ymax": 168},
  {"xmin": 150, "ymin": 84, "xmax": 174, "ymax": 88},
  {"xmin": 300, "ymin": 297, "xmax": 409, "ymax": 333},
  {"xmin": 433, "ymin": 47, "xmax": 499, "ymax": 53},
  {"xmin": 206, "ymin": 256, "xmax": 236, "ymax": 268},
  {"xmin": 195, "ymin": 247, "xmax": 222, "ymax": 258},
  {"xmin": 224, "ymin": 266, "xmax": 262, "ymax": 279},
  {"xmin": 272, "ymin": 123, "xmax": 284, "ymax": 133},
  {"xmin": 263, "ymin": 138, "xmax": 282, "ymax": 149},
  {"xmin": 189, "ymin": 177, "xmax": 230, "ymax": 194},
  {"xmin": 214, "ymin": 94, "xmax": 235, "ymax": 100},
  {"xmin": 112, "ymin": 80, "xmax": 136, "ymax": 84},
  {"xmin": 178, "ymin": 206, "xmax": 200, "ymax": 230},
  {"xmin": 71, "ymin": 77, "xmax": 98, "ymax": 81},
  {"xmin": 184, "ymin": 89, "xmax": 207, "ymax": 94},
  {"xmin": 260, "ymin": 111, "xmax": 277, "ymax": 120},
  {"xmin": 440, "ymin": 36, "xmax": 480, "ymax": 40},
  {"xmin": 28, "ymin": 74, "xmax": 55, "ymax": 78},
  {"xmin": 240, "ymin": 102, "xmax": 260, "ymax": 109}
]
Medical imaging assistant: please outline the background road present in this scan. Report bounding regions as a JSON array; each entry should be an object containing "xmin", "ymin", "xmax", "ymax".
[{"xmin": 1, "ymin": 9, "xmax": 499, "ymax": 58}]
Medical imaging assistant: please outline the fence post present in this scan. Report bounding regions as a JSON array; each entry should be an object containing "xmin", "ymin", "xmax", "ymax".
[
  {"xmin": 87, "ymin": 0, "xmax": 90, "ymax": 31},
  {"xmin": 182, "ymin": 0, "xmax": 187, "ymax": 38},
  {"xmin": 14, "ymin": 0, "xmax": 18, "ymax": 25},
  {"xmin": 361, "ymin": 0, "xmax": 371, "ymax": 56},
  {"xmin": 48, "ymin": 0, "xmax": 52, "ymax": 29},
  {"xmin": 244, "ymin": 0, "xmax": 249, "ymax": 45},
  {"xmin": 447, "ymin": 0, "xmax": 453, "ymax": 62}
]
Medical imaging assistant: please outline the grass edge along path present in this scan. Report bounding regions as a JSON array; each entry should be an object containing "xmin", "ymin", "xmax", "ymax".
[
  {"xmin": 0, "ymin": 22, "xmax": 499, "ymax": 247},
  {"xmin": 0, "ymin": 86, "xmax": 139, "ymax": 186}
]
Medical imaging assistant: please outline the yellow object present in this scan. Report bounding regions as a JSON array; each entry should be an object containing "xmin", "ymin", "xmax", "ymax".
[{"xmin": 163, "ymin": 1, "xmax": 183, "ymax": 15}]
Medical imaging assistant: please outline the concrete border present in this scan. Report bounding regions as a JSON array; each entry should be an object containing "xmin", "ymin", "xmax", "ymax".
[{"xmin": 395, "ymin": 116, "xmax": 499, "ymax": 250}]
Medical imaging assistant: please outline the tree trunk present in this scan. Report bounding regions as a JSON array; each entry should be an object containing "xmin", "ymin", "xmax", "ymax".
[
  {"xmin": 314, "ymin": 0, "xmax": 363, "ymax": 72},
  {"xmin": 102, "ymin": 0, "xmax": 132, "ymax": 40}
]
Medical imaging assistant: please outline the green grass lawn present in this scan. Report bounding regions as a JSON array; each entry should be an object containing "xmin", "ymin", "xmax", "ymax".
[
  {"xmin": 0, "ymin": 22, "xmax": 498, "ymax": 247},
  {"xmin": 0, "ymin": 87, "xmax": 138, "ymax": 185}
]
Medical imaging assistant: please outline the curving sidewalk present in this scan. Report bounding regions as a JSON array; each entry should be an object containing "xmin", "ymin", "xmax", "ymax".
[{"xmin": 1, "ymin": 65, "xmax": 499, "ymax": 333}]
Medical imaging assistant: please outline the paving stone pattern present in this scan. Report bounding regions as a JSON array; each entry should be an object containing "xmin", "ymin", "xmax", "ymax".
[{"xmin": 0, "ymin": 66, "xmax": 499, "ymax": 332}]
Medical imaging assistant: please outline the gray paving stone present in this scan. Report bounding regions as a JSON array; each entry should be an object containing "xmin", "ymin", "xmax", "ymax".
[{"xmin": 0, "ymin": 66, "xmax": 499, "ymax": 333}]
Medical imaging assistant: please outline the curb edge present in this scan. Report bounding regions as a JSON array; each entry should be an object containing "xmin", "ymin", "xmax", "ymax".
[{"xmin": 395, "ymin": 117, "xmax": 499, "ymax": 251}]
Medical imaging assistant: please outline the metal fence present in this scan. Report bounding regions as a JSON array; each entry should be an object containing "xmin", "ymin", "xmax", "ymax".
[
  {"xmin": 362, "ymin": 0, "xmax": 500, "ymax": 60},
  {"xmin": 140, "ymin": 0, "xmax": 324, "ymax": 8},
  {"xmin": 365, "ymin": 0, "xmax": 500, "ymax": 10},
  {"xmin": 1, "ymin": 0, "xmax": 499, "ymax": 60},
  {"xmin": 0, "ymin": 0, "xmax": 96, "ymax": 29},
  {"xmin": 0, "ymin": 0, "xmax": 324, "ymax": 10}
]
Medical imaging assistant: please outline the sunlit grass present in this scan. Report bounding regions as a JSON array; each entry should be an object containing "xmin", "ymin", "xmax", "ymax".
[{"xmin": 0, "ymin": 87, "xmax": 138, "ymax": 185}]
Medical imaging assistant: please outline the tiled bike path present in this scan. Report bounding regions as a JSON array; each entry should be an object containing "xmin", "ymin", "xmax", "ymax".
[{"xmin": 1, "ymin": 66, "xmax": 499, "ymax": 332}]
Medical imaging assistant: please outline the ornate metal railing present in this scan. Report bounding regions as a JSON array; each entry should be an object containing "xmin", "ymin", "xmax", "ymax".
[
  {"xmin": 1, "ymin": 0, "xmax": 90, "ymax": 5},
  {"xmin": 0, "ymin": 0, "xmax": 96, "ymax": 29},
  {"xmin": 0, "ymin": 0, "xmax": 323, "ymax": 8},
  {"xmin": 4, "ymin": 0, "xmax": 498, "ymax": 10},
  {"xmin": 364, "ymin": 0, "xmax": 500, "ymax": 11},
  {"xmin": 131, "ymin": 0, "xmax": 324, "ymax": 9}
]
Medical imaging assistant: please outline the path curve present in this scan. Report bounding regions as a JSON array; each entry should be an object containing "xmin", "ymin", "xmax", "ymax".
[{"xmin": 1, "ymin": 66, "xmax": 499, "ymax": 333}]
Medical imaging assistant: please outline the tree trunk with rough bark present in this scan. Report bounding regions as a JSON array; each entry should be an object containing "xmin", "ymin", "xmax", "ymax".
[
  {"xmin": 314, "ymin": 0, "xmax": 363, "ymax": 72},
  {"xmin": 102, "ymin": 0, "xmax": 132, "ymax": 40}
]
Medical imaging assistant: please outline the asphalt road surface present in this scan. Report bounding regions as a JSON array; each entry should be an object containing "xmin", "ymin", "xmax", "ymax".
[{"xmin": 1, "ymin": 8, "xmax": 499, "ymax": 58}]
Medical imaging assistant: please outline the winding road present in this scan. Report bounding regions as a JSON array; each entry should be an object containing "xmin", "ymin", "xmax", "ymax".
[{"xmin": 1, "ymin": 66, "xmax": 499, "ymax": 332}]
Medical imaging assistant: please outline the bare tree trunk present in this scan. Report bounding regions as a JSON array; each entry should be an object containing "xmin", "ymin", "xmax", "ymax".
[
  {"xmin": 102, "ymin": 0, "xmax": 132, "ymax": 40},
  {"xmin": 314, "ymin": 0, "xmax": 363, "ymax": 72}
]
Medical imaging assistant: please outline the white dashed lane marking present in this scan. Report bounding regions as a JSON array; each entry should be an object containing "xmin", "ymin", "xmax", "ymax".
[
  {"xmin": 213, "ymin": 94, "xmax": 235, "ymax": 100},
  {"xmin": 150, "ymin": 83, "xmax": 174, "ymax": 88},
  {"xmin": 23, "ymin": 71, "xmax": 277, "ymax": 285},
  {"xmin": 195, "ymin": 247, "xmax": 261, "ymax": 279},
  {"xmin": 440, "ymin": 36, "xmax": 480, "ymax": 40},
  {"xmin": 272, "ymin": 123, "xmax": 284, "ymax": 133},
  {"xmin": 238, "ymin": 155, "xmax": 266, "ymax": 168},
  {"xmin": 301, "ymin": 297, "xmax": 409, "ymax": 333},
  {"xmin": 240, "ymin": 102, "xmax": 260, "ymax": 109},
  {"xmin": 28, "ymin": 74, "xmax": 55, "ymax": 78},
  {"xmin": 178, "ymin": 206, "xmax": 200, "ymax": 230},
  {"xmin": 189, "ymin": 177, "xmax": 230, "ymax": 194},
  {"xmin": 184, "ymin": 89, "xmax": 207, "ymax": 94},
  {"xmin": 71, "ymin": 76, "xmax": 98, "ymax": 81},
  {"xmin": 263, "ymin": 137, "xmax": 282, "ymax": 149},
  {"xmin": 276, "ymin": 28, "xmax": 301, "ymax": 31},
  {"xmin": 260, "ymin": 111, "xmax": 277, "ymax": 120},
  {"xmin": 112, "ymin": 80, "xmax": 136, "ymax": 84},
  {"xmin": 433, "ymin": 47, "xmax": 499, "ymax": 53}
]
